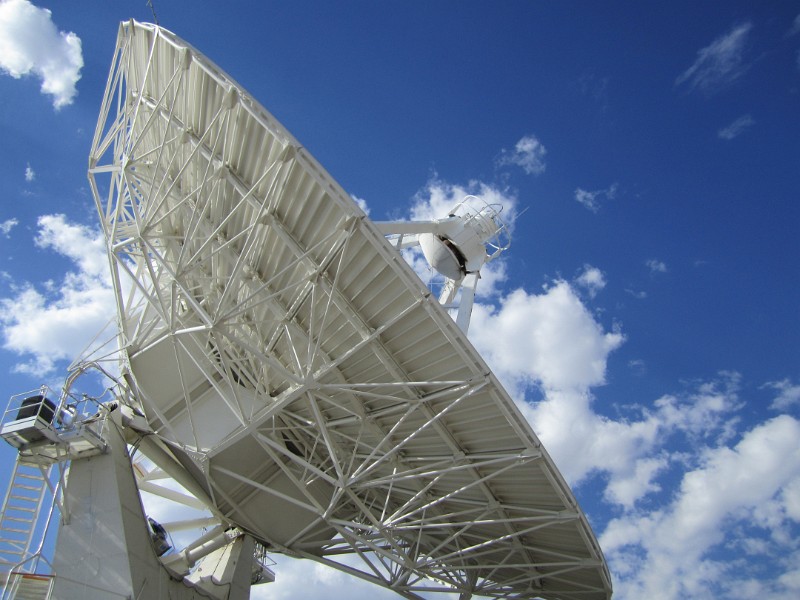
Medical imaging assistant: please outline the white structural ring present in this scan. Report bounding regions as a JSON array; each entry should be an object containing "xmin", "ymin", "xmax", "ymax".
[{"xmin": 87, "ymin": 20, "xmax": 612, "ymax": 600}]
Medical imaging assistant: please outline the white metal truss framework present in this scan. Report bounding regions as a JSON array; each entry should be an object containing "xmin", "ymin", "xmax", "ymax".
[{"xmin": 86, "ymin": 21, "xmax": 612, "ymax": 600}]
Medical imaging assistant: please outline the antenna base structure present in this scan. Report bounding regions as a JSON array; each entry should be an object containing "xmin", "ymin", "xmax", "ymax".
[
  {"xmin": 0, "ymin": 375, "xmax": 274, "ymax": 600},
  {"xmin": 374, "ymin": 195, "xmax": 510, "ymax": 333}
]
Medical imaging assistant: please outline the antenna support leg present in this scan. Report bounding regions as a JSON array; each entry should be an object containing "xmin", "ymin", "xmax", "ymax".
[{"xmin": 50, "ymin": 409, "xmax": 254, "ymax": 599}]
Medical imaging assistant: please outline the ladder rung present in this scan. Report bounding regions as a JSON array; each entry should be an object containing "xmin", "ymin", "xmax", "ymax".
[
  {"xmin": 13, "ymin": 484, "xmax": 44, "ymax": 492},
  {"xmin": 5, "ymin": 505, "xmax": 36, "ymax": 513},
  {"xmin": 9, "ymin": 495, "xmax": 38, "ymax": 502},
  {"xmin": 0, "ymin": 537, "xmax": 25, "ymax": 543},
  {"xmin": 2, "ymin": 516, "xmax": 34, "ymax": 524},
  {"xmin": 14, "ymin": 479, "xmax": 44, "ymax": 487},
  {"xmin": 0, "ymin": 527, "xmax": 30, "ymax": 534},
  {"xmin": 5, "ymin": 503, "xmax": 39, "ymax": 511},
  {"xmin": 14, "ymin": 475, "xmax": 44, "ymax": 483},
  {"xmin": 0, "ymin": 544, "xmax": 25, "ymax": 551}
]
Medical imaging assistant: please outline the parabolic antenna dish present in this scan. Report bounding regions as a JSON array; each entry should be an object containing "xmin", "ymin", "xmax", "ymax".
[{"xmin": 87, "ymin": 20, "xmax": 612, "ymax": 600}]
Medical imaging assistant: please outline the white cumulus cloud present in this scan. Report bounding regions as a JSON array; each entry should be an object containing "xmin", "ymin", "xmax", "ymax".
[
  {"xmin": 0, "ymin": 0, "xmax": 83, "ymax": 109},
  {"xmin": 470, "ymin": 281, "xmax": 623, "ymax": 395},
  {"xmin": 575, "ymin": 264, "xmax": 607, "ymax": 298},
  {"xmin": 602, "ymin": 414, "xmax": 800, "ymax": 599},
  {"xmin": 497, "ymin": 134, "xmax": 547, "ymax": 175},
  {"xmin": 0, "ymin": 214, "xmax": 114, "ymax": 375},
  {"xmin": 518, "ymin": 373, "xmax": 743, "ymax": 504},
  {"xmin": 24, "ymin": 162, "xmax": 35, "ymax": 181},
  {"xmin": 350, "ymin": 193, "xmax": 370, "ymax": 216},
  {"xmin": 252, "ymin": 556, "xmax": 398, "ymax": 600},
  {"xmin": 468, "ymin": 271, "xmax": 752, "ymax": 517},
  {"xmin": 410, "ymin": 178, "xmax": 518, "ymax": 224}
]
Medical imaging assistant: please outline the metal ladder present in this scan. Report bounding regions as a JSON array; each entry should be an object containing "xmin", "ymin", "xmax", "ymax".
[
  {"xmin": 2, "ymin": 574, "xmax": 53, "ymax": 600},
  {"xmin": 0, "ymin": 458, "xmax": 52, "ymax": 599}
]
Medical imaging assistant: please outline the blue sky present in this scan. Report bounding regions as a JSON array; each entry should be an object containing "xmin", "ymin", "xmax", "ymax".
[{"xmin": 1, "ymin": 1, "xmax": 799, "ymax": 598}]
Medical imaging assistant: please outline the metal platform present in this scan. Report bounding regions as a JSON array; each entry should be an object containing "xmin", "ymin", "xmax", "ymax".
[{"xmin": 0, "ymin": 390, "xmax": 107, "ymax": 464}]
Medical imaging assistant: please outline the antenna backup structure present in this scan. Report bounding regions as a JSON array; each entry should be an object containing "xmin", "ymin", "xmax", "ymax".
[{"xmin": 0, "ymin": 21, "xmax": 611, "ymax": 600}]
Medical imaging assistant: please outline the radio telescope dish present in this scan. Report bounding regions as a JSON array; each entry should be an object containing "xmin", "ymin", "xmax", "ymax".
[{"xmin": 87, "ymin": 20, "xmax": 612, "ymax": 599}]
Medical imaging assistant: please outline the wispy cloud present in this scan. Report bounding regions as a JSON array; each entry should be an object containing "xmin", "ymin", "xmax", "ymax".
[
  {"xmin": 789, "ymin": 13, "xmax": 800, "ymax": 37},
  {"xmin": 574, "ymin": 182, "xmax": 618, "ymax": 213},
  {"xmin": 24, "ymin": 163, "xmax": 35, "ymax": 182},
  {"xmin": 578, "ymin": 72, "xmax": 610, "ymax": 111},
  {"xmin": 497, "ymin": 134, "xmax": 547, "ymax": 176},
  {"xmin": 765, "ymin": 379, "xmax": 800, "ymax": 411},
  {"xmin": 0, "ymin": 0, "xmax": 83, "ymax": 109},
  {"xmin": 646, "ymin": 259, "xmax": 668, "ymax": 273},
  {"xmin": 626, "ymin": 288, "xmax": 647, "ymax": 299},
  {"xmin": 718, "ymin": 114, "xmax": 755, "ymax": 140},
  {"xmin": 628, "ymin": 358, "xmax": 647, "ymax": 375},
  {"xmin": 676, "ymin": 22, "xmax": 752, "ymax": 95},
  {"xmin": 0, "ymin": 218, "xmax": 18, "ymax": 238}
]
